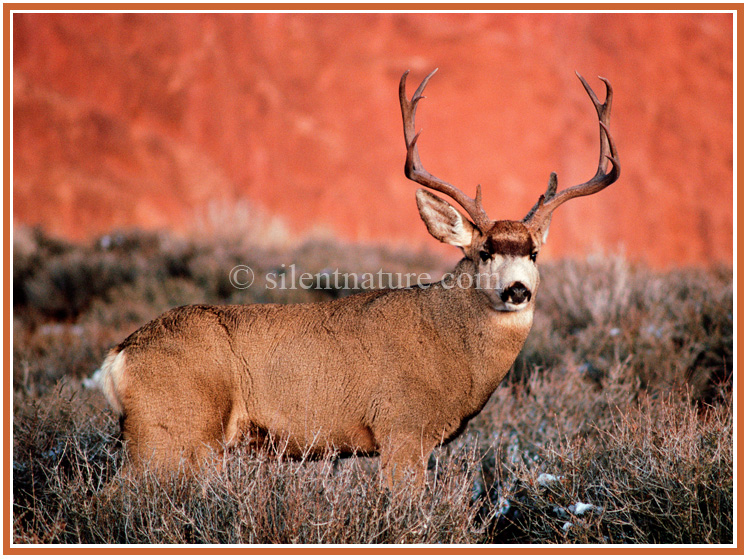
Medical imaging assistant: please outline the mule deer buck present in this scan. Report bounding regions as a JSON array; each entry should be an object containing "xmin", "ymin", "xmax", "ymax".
[{"xmin": 90, "ymin": 70, "xmax": 620, "ymax": 486}]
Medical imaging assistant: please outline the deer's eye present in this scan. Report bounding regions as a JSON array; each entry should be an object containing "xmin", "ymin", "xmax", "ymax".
[
  {"xmin": 530, "ymin": 251, "xmax": 538, "ymax": 262},
  {"xmin": 479, "ymin": 251, "xmax": 491, "ymax": 262}
]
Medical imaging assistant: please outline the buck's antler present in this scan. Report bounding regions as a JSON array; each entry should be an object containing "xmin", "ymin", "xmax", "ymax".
[
  {"xmin": 400, "ymin": 69, "xmax": 494, "ymax": 233},
  {"xmin": 523, "ymin": 73, "xmax": 621, "ymax": 231}
]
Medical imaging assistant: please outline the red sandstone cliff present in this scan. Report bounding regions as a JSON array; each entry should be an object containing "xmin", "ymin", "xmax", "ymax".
[{"xmin": 13, "ymin": 12, "xmax": 734, "ymax": 267}]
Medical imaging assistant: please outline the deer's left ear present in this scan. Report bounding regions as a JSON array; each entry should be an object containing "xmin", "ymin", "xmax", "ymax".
[{"xmin": 416, "ymin": 189, "xmax": 476, "ymax": 248}]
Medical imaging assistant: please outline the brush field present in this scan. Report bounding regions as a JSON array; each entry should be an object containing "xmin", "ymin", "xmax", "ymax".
[{"xmin": 12, "ymin": 226, "xmax": 734, "ymax": 545}]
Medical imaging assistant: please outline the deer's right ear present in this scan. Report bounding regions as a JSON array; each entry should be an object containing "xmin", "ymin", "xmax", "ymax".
[{"xmin": 416, "ymin": 189, "xmax": 477, "ymax": 248}]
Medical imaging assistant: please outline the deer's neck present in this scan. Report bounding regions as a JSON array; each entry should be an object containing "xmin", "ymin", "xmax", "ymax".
[{"xmin": 428, "ymin": 258, "xmax": 536, "ymax": 405}]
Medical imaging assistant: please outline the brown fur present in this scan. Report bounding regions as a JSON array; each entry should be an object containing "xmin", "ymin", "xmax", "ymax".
[{"xmin": 485, "ymin": 221, "xmax": 536, "ymax": 257}]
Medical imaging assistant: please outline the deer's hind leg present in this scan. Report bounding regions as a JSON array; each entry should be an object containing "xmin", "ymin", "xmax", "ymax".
[
  {"xmin": 117, "ymin": 358, "xmax": 236, "ymax": 474},
  {"xmin": 379, "ymin": 434, "xmax": 437, "ymax": 489}
]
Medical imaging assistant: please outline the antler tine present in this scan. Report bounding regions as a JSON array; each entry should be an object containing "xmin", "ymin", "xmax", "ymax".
[
  {"xmin": 524, "ymin": 74, "xmax": 621, "ymax": 229},
  {"xmin": 400, "ymin": 70, "xmax": 493, "ymax": 233},
  {"xmin": 523, "ymin": 172, "xmax": 557, "ymax": 222}
]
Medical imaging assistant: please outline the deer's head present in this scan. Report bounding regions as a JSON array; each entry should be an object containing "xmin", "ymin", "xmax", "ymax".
[{"xmin": 400, "ymin": 70, "xmax": 620, "ymax": 312}]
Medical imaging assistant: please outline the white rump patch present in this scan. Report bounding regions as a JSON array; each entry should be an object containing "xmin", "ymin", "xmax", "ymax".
[{"xmin": 86, "ymin": 350, "xmax": 127, "ymax": 415}]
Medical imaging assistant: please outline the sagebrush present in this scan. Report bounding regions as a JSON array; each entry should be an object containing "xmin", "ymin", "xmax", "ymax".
[{"xmin": 12, "ymin": 226, "xmax": 733, "ymax": 545}]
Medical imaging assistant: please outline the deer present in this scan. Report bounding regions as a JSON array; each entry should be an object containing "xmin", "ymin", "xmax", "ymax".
[{"xmin": 89, "ymin": 70, "xmax": 620, "ymax": 487}]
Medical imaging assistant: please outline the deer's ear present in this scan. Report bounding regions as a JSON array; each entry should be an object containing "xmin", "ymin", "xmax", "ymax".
[{"xmin": 416, "ymin": 189, "xmax": 476, "ymax": 248}]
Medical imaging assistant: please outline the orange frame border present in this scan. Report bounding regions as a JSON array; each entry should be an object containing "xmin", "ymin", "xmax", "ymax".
[{"xmin": 3, "ymin": 3, "xmax": 743, "ymax": 555}]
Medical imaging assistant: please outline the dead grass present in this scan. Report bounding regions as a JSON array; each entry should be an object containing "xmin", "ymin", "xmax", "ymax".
[{"xmin": 12, "ymin": 226, "xmax": 734, "ymax": 545}]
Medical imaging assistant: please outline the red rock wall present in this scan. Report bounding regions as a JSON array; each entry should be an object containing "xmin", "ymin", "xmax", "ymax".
[{"xmin": 13, "ymin": 12, "xmax": 734, "ymax": 267}]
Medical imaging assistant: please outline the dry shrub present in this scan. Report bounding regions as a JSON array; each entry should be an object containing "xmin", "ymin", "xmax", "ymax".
[
  {"xmin": 483, "ymin": 392, "xmax": 732, "ymax": 544},
  {"xmin": 12, "ymin": 228, "xmax": 734, "ymax": 545},
  {"xmin": 14, "ymin": 390, "xmax": 483, "ymax": 545},
  {"xmin": 13, "ymin": 383, "xmax": 120, "ymax": 543},
  {"xmin": 518, "ymin": 254, "xmax": 732, "ymax": 404}
]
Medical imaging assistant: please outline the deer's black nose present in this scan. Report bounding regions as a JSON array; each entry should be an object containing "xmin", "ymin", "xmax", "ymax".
[{"xmin": 501, "ymin": 282, "xmax": 531, "ymax": 305}]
